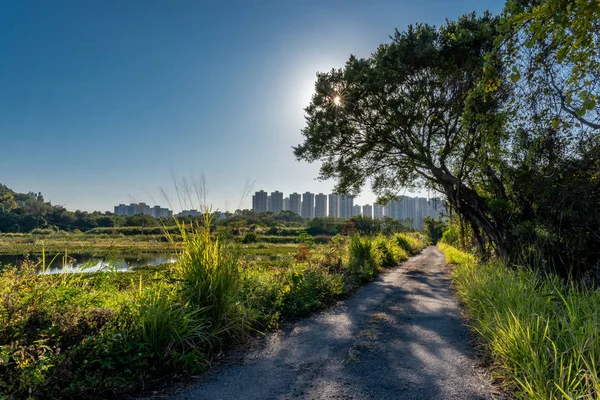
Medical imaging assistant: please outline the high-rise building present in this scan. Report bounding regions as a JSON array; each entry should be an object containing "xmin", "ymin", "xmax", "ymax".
[
  {"xmin": 362, "ymin": 204, "xmax": 373, "ymax": 218},
  {"xmin": 130, "ymin": 203, "xmax": 141, "ymax": 215},
  {"xmin": 114, "ymin": 204, "xmax": 127, "ymax": 215},
  {"xmin": 402, "ymin": 196, "xmax": 417, "ymax": 228},
  {"xmin": 151, "ymin": 205, "xmax": 173, "ymax": 218},
  {"xmin": 252, "ymin": 190, "xmax": 268, "ymax": 212},
  {"xmin": 289, "ymin": 193, "xmax": 302, "ymax": 215},
  {"xmin": 137, "ymin": 203, "xmax": 150, "ymax": 215},
  {"xmin": 381, "ymin": 195, "xmax": 449, "ymax": 229},
  {"xmin": 269, "ymin": 191, "xmax": 283, "ymax": 213},
  {"xmin": 373, "ymin": 204, "xmax": 384, "ymax": 220},
  {"xmin": 176, "ymin": 209, "xmax": 201, "ymax": 217},
  {"xmin": 415, "ymin": 197, "xmax": 429, "ymax": 229},
  {"xmin": 340, "ymin": 195, "xmax": 354, "ymax": 219},
  {"xmin": 283, "ymin": 197, "xmax": 290, "ymax": 211},
  {"xmin": 301, "ymin": 192, "xmax": 315, "ymax": 219},
  {"xmin": 352, "ymin": 204, "xmax": 362, "ymax": 217},
  {"xmin": 114, "ymin": 203, "xmax": 171, "ymax": 218},
  {"xmin": 328, "ymin": 194, "xmax": 340, "ymax": 218},
  {"xmin": 428, "ymin": 197, "xmax": 446, "ymax": 216},
  {"xmin": 314, "ymin": 193, "xmax": 327, "ymax": 218}
]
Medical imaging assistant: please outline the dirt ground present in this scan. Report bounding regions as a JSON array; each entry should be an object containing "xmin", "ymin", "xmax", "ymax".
[{"xmin": 162, "ymin": 246, "xmax": 505, "ymax": 399}]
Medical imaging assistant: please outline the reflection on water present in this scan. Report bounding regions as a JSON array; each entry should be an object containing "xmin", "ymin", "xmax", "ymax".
[{"xmin": 0, "ymin": 253, "xmax": 177, "ymax": 274}]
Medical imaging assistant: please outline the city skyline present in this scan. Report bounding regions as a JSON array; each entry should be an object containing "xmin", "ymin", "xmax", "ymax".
[{"xmin": 250, "ymin": 189, "xmax": 446, "ymax": 229}]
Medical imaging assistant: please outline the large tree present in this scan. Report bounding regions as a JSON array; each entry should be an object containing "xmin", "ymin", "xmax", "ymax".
[
  {"xmin": 294, "ymin": 13, "xmax": 508, "ymax": 257},
  {"xmin": 481, "ymin": 0, "xmax": 600, "ymax": 276}
]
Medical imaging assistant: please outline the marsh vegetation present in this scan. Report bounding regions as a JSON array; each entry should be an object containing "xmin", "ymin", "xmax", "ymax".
[{"xmin": 0, "ymin": 215, "xmax": 427, "ymax": 398}]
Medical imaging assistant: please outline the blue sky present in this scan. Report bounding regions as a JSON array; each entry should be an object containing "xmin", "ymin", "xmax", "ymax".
[{"xmin": 0, "ymin": 0, "xmax": 504, "ymax": 212}]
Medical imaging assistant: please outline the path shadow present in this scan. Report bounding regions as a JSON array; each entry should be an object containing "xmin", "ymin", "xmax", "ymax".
[{"xmin": 172, "ymin": 247, "xmax": 493, "ymax": 400}]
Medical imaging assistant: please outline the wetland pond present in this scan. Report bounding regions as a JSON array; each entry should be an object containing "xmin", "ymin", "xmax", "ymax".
[{"xmin": 0, "ymin": 253, "xmax": 177, "ymax": 274}]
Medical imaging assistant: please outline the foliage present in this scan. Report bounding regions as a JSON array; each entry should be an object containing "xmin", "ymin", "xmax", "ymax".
[
  {"xmin": 497, "ymin": 0, "xmax": 599, "ymax": 129},
  {"xmin": 348, "ymin": 235, "xmax": 379, "ymax": 283},
  {"xmin": 373, "ymin": 234, "xmax": 408, "ymax": 267},
  {"xmin": 294, "ymin": 13, "xmax": 508, "ymax": 258},
  {"xmin": 0, "ymin": 230, "xmax": 426, "ymax": 398},
  {"xmin": 242, "ymin": 231, "xmax": 258, "ymax": 244},
  {"xmin": 423, "ymin": 217, "xmax": 445, "ymax": 245},
  {"xmin": 440, "ymin": 225, "xmax": 460, "ymax": 247},
  {"xmin": 295, "ymin": 4, "xmax": 600, "ymax": 278},
  {"xmin": 394, "ymin": 233, "xmax": 425, "ymax": 256},
  {"xmin": 174, "ymin": 217, "xmax": 246, "ymax": 336},
  {"xmin": 480, "ymin": 0, "xmax": 600, "ymax": 277},
  {"xmin": 440, "ymin": 243, "xmax": 600, "ymax": 399}
]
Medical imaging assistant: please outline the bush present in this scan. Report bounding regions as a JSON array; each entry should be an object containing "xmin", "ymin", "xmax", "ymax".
[
  {"xmin": 242, "ymin": 231, "xmax": 258, "ymax": 243},
  {"xmin": 348, "ymin": 235, "xmax": 379, "ymax": 283},
  {"xmin": 0, "ymin": 229, "xmax": 425, "ymax": 398},
  {"xmin": 30, "ymin": 228, "xmax": 55, "ymax": 235},
  {"xmin": 281, "ymin": 270, "xmax": 344, "ymax": 317},
  {"xmin": 372, "ymin": 235, "xmax": 408, "ymax": 267},
  {"xmin": 394, "ymin": 233, "xmax": 425, "ymax": 255},
  {"xmin": 440, "ymin": 226, "xmax": 459, "ymax": 247}
]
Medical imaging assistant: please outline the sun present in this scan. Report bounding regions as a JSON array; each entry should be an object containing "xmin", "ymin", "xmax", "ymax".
[{"xmin": 333, "ymin": 95, "xmax": 342, "ymax": 106}]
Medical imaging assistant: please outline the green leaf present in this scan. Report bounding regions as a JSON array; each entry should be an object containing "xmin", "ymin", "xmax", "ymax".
[
  {"xmin": 556, "ymin": 47, "xmax": 569, "ymax": 63},
  {"xmin": 510, "ymin": 70, "xmax": 521, "ymax": 83},
  {"xmin": 583, "ymin": 99, "xmax": 596, "ymax": 111}
]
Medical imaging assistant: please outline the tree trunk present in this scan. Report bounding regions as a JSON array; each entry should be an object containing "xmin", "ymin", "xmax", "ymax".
[{"xmin": 432, "ymin": 167, "xmax": 506, "ymax": 259}]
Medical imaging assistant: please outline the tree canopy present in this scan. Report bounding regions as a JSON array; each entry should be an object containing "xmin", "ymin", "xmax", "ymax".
[
  {"xmin": 295, "ymin": 13, "xmax": 507, "ymax": 256},
  {"xmin": 296, "ymin": 5, "xmax": 600, "ymax": 277}
]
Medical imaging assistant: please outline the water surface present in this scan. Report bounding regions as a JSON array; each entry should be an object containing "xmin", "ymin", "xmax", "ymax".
[{"xmin": 0, "ymin": 253, "xmax": 176, "ymax": 274}]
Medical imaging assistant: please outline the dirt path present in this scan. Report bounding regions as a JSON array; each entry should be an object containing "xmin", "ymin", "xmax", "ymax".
[{"xmin": 172, "ymin": 246, "xmax": 500, "ymax": 399}]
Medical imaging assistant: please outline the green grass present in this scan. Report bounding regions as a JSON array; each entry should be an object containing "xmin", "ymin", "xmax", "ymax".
[
  {"xmin": 439, "ymin": 243, "xmax": 600, "ymax": 399},
  {"xmin": 0, "ymin": 231, "xmax": 427, "ymax": 398},
  {"xmin": 0, "ymin": 232, "xmax": 178, "ymax": 255}
]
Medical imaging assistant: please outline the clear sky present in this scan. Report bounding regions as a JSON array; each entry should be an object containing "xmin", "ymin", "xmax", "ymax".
[{"xmin": 0, "ymin": 0, "xmax": 504, "ymax": 212}]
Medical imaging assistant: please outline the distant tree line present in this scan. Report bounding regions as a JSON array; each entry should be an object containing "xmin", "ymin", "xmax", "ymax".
[
  {"xmin": 0, "ymin": 184, "xmax": 174, "ymax": 233},
  {"xmin": 0, "ymin": 185, "xmax": 421, "ymax": 238}
]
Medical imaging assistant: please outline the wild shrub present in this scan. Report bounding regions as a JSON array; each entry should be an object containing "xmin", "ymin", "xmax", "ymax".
[
  {"xmin": 294, "ymin": 244, "xmax": 311, "ymax": 262},
  {"xmin": 242, "ymin": 231, "xmax": 258, "ymax": 243},
  {"xmin": 348, "ymin": 235, "xmax": 379, "ymax": 283},
  {"xmin": 132, "ymin": 285, "xmax": 211, "ymax": 368},
  {"xmin": 239, "ymin": 266, "xmax": 285, "ymax": 329},
  {"xmin": 394, "ymin": 233, "xmax": 424, "ymax": 255},
  {"xmin": 280, "ymin": 269, "xmax": 344, "ymax": 317},
  {"xmin": 372, "ymin": 235, "xmax": 408, "ymax": 267},
  {"xmin": 440, "ymin": 225, "xmax": 459, "ymax": 247},
  {"xmin": 311, "ymin": 235, "xmax": 348, "ymax": 273}
]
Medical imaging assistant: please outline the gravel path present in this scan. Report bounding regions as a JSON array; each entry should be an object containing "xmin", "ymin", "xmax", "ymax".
[{"xmin": 173, "ymin": 246, "xmax": 499, "ymax": 399}]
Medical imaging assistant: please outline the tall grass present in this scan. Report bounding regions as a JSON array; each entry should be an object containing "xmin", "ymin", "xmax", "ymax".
[
  {"xmin": 439, "ymin": 243, "xmax": 600, "ymax": 399},
  {"xmin": 174, "ymin": 216, "xmax": 246, "ymax": 337},
  {"xmin": 348, "ymin": 235, "xmax": 378, "ymax": 282},
  {"xmin": 394, "ymin": 232, "xmax": 426, "ymax": 255}
]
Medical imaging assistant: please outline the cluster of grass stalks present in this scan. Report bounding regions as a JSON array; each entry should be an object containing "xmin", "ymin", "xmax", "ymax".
[
  {"xmin": 439, "ymin": 243, "xmax": 600, "ymax": 399},
  {"xmin": 0, "ymin": 226, "xmax": 427, "ymax": 398}
]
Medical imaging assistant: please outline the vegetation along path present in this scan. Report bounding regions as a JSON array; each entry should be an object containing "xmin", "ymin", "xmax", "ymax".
[{"xmin": 173, "ymin": 247, "xmax": 500, "ymax": 399}]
